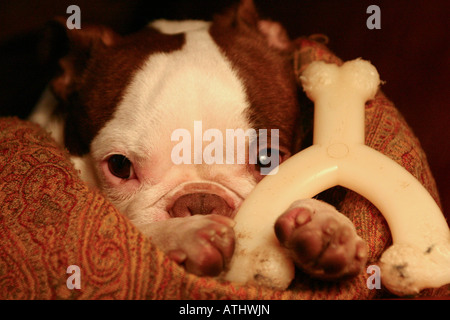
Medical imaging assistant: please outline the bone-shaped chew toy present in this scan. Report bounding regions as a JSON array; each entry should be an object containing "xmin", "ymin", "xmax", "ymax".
[{"xmin": 223, "ymin": 58, "xmax": 450, "ymax": 296}]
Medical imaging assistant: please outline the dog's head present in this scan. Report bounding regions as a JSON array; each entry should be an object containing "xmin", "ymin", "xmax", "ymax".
[{"xmin": 49, "ymin": 0, "xmax": 301, "ymax": 226}]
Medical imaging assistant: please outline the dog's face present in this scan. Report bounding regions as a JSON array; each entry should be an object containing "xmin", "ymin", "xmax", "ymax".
[{"xmin": 50, "ymin": 0, "xmax": 300, "ymax": 227}]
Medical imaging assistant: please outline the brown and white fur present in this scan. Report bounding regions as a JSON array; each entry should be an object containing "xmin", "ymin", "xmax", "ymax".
[{"xmin": 31, "ymin": 0, "xmax": 367, "ymax": 280}]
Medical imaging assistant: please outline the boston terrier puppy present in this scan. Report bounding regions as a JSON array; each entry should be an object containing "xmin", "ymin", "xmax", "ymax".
[{"xmin": 31, "ymin": 0, "xmax": 367, "ymax": 281}]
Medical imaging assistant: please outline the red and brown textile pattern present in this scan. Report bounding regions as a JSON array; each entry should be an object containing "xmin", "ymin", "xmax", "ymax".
[{"xmin": 0, "ymin": 37, "xmax": 448, "ymax": 299}]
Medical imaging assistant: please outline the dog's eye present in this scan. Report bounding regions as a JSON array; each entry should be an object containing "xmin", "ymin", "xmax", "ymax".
[
  {"xmin": 108, "ymin": 155, "xmax": 133, "ymax": 179},
  {"xmin": 256, "ymin": 148, "xmax": 281, "ymax": 169}
]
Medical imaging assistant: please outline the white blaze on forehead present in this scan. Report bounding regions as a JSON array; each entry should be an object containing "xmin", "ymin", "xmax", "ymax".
[
  {"xmin": 150, "ymin": 19, "xmax": 211, "ymax": 34},
  {"xmin": 91, "ymin": 20, "xmax": 252, "ymax": 164}
]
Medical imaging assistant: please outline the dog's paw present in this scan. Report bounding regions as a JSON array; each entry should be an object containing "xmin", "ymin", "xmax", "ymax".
[
  {"xmin": 274, "ymin": 199, "xmax": 367, "ymax": 280},
  {"xmin": 167, "ymin": 214, "xmax": 235, "ymax": 277}
]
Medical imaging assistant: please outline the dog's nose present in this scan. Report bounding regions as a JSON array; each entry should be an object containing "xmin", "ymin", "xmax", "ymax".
[{"xmin": 170, "ymin": 193, "xmax": 234, "ymax": 217}]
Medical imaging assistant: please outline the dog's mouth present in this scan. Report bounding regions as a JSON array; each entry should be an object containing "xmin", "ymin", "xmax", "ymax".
[{"xmin": 163, "ymin": 182, "xmax": 242, "ymax": 218}]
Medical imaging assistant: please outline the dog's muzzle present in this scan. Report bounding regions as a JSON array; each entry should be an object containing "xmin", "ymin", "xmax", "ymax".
[{"xmin": 165, "ymin": 182, "xmax": 239, "ymax": 218}]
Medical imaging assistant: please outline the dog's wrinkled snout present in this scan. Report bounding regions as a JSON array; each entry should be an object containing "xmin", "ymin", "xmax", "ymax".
[{"xmin": 170, "ymin": 193, "xmax": 234, "ymax": 218}]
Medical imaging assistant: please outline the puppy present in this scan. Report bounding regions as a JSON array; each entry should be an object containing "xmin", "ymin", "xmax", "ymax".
[{"xmin": 31, "ymin": 0, "xmax": 367, "ymax": 281}]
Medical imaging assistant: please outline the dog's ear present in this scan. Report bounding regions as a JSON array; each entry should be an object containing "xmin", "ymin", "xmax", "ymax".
[
  {"xmin": 44, "ymin": 17, "xmax": 120, "ymax": 101},
  {"xmin": 234, "ymin": 0, "xmax": 260, "ymax": 28},
  {"xmin": 215, "ymin": 0, "xmax": 292, "ymax": 51},
  {"xmin": 39, "ymin": 18, "xmax": 121, "ymax": 156}
]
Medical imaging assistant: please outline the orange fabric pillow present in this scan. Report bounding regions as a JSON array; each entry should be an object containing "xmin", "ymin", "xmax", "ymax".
[{"xmin": 0, "ymin": 37, "xmax": 448, "ymax": 299}]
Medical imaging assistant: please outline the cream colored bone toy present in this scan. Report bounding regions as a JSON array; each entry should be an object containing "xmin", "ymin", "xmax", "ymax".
[{"xmin": 223, "ymin": 58, "xmax": 450, "ymax": 296}]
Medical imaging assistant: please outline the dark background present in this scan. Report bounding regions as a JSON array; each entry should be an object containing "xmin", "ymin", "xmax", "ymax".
[{"xmin": 0, "ymin": 0, "xmax": 448, "ymax": 220}]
